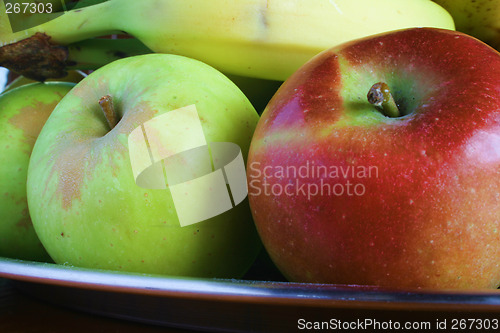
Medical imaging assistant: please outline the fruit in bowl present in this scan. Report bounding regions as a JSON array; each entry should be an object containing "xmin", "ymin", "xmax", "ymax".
[
  {"xmin": 247, "ymin": 27, "xmax": 500, "ymax": 289},
  {"xmin": 27, "ymin": 54, "xmax": 262, "ymax": 278},
  {"xmin": 0, "ymin": 81, "xmax": 75, "ymax": 261}
]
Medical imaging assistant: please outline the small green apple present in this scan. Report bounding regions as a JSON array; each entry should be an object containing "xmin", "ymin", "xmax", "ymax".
[
  {"xmin": 27, "ymin": 54, "xmax": 262, "ymax": 278},
  {"xmin": 3, "ymin": 70, "xmax": 86, "ymax": 92},
  {"xmin": 0, "ymin": 81, "xmax": 75, "ymax": 261}
]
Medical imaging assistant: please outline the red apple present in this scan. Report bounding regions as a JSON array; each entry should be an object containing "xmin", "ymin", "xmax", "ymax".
[{"xmin": 247, "ymin": 28, "xmax": 500, "ymax": 289}]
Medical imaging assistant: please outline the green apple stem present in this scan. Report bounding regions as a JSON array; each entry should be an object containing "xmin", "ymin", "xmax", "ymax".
[
  {"xmin": 367, "ymin": 82, "xmax": 400, "ymax": 118},
  {"xmin": 99, "ymin": 95, "xmax": 118, "ymax": 130}
]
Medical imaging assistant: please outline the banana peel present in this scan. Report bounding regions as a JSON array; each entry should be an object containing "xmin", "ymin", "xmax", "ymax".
[{"xmin": 0, "ymin": 0, "xmax": 454, "ymax": 81}]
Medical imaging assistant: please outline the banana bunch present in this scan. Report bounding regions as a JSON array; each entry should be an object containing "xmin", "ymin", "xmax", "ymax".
[{"xmin": 0, "ymin": 0, "xmax": 454, "ymax": 81}]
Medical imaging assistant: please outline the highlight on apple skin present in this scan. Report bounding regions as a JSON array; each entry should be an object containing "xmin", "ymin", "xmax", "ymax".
[{"xmin": 247, "ymin": 27, "xmax": 500, "ymax": 289}]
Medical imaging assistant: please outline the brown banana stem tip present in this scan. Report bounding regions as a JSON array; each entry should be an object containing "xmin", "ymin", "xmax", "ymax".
[{"xmin": 0, "ymin": 32, "xmax": 69, "ymax": 81}]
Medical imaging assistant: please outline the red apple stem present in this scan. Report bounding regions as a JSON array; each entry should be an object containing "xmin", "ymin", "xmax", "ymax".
[
  {"xmin": 99, "ymin": 95, "xmax": 118, "ymax": 129},
  {"xmin": 367, "ymin": 82, "xmax": 400, "ymax": 118}
]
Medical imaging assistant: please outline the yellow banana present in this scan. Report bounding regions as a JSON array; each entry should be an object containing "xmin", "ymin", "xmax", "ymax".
[
  {"xmin": 432, "ymin": 0, "xmax": 500, "ymax": 50},
  {"xmin": 0, "ymin": 0, "xmax": 455, "ymax": 81}
]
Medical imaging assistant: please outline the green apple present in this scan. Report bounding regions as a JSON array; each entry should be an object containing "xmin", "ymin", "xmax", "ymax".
[
  {"xmin": 3, "ymin": 70, "xmax": 86, "ymax": 92},
  {"xmin": 0, "ymin": 81, "xmax": 75, "ymax": 261},
  {"xmin": 27, "ymin": 54, "xmax": 262, "ymax": 278}
]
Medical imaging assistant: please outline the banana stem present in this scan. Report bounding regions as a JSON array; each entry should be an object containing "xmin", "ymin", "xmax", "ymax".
[
  {"xmin": 66, "ymin": 38, "xmax": 152, "ymax": 70},
  {"xmin": 0, "ymin": 34, "xmax": 152, "ymax": 80},
  {"xmin": 0, "ymin": 32, "xmax": 67, "ymax": 81}
]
